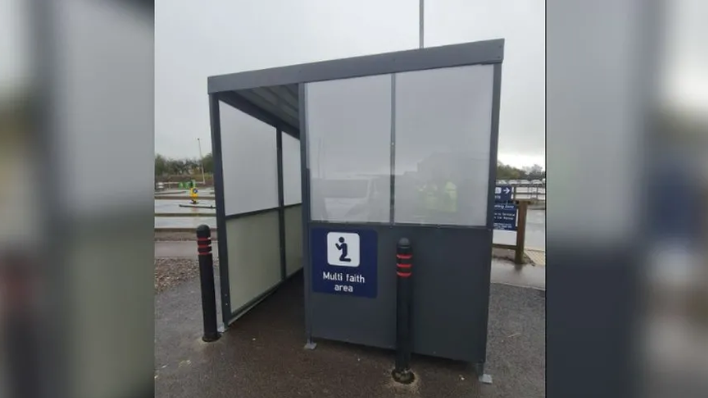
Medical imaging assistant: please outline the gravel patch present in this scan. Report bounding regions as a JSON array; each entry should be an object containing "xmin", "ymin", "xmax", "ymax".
[
  {"xmin": 154, "ymin": 257, "xmax": 219, "ymax": 294},
  {"xmin": 492, "ymin": 247, "xmax": 532, "ymax": 264}
]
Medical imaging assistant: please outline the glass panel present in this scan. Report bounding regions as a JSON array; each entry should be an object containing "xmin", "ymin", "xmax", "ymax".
[
  {"xmin": 282, "ymin": 133, "xmax": 302, "ymax": 205},
  {"xmin": 225, "ymin": 212, "xmax": 281, "ymax": 312},
  {"xmin": 219, "ymin": 102, "xmax": 278, "ymax": 215},
  {"xmin": 305, "ymin": 75, "xmax": 392, "ymax": 223},
  {"xmin": 393, "ymin": 65, "xmax": 494, "ymax": 226}
]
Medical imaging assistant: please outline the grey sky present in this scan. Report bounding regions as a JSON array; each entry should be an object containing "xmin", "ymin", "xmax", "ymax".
[{"xmin": 155, "ymin": 0, "xmax": 545, "ymax": 168}]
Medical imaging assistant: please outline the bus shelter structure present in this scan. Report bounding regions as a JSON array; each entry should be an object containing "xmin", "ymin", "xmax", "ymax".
[{"xmin": 207, "ymin": 38, "xmax": 504, "ymax": 375}]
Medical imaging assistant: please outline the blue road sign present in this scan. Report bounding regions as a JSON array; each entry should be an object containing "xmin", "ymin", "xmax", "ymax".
[
  {"xmin": 494, "ymin": 203, "xmax": 518, "ymax": 231},
  {"xmin": 495, "ymin": 185, "xmax": 513, "ymax": 201},
  {"xmin": 311, "ymin": 228, "xmax": 377, "ymax": 298}
]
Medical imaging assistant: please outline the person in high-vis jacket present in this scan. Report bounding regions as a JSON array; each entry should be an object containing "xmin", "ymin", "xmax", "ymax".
[{"xmin": 418, "ymin": 174, "xmax": 457, "ymax": 223}]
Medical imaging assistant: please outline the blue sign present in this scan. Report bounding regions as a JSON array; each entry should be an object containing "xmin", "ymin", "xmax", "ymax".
[
  {"xmin": 494, "ymin": 203, "xmax": 518, "ymax": 231},
  {"xmin": 311, "ymin": 228, "xmax": 377, "ymax": 298},
  {"xmin": 495, "ymin": 185, "xmax": 513, "ymax": 202}
]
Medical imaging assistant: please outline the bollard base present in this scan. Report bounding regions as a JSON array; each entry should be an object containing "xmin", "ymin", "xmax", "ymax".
[
  {"xmin": 202, "ymin": 333, "xmax": 221, "ymax": 343},
  {"xmin": 392, "ymin": 368, "xmax": 415, "ymax": 384}
]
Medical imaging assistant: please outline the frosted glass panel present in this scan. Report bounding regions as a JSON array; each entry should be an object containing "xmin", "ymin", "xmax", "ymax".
[
  {"xmin": 282, "ymin": 133, "xmax": 302, "ymax": 205},
  {"xmin": 306, "ymin": 75, "xmax": 392, "ymax": 223},
  {"xmin": 220, "ymin": 102, "xmax": 278, "ymax": 215},
  {"xmin": 225, "ymin": 212, "xmax": 281, "ymax": 312},
  {"xmin": 394, "ymin": 65, "xmax": 494, "ymax": 226}
]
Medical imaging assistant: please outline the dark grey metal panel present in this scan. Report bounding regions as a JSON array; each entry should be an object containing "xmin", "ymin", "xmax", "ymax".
[
  {"xmin": 219, "ymin": 91, "xmax": 300, "ymax": 138},
  {"xmin": 208, "ymin": 39, "xmax": 504, "ymax": 93},
  {"xmin": 209, "ymin": 95, "xmax": 232, "ymax": 327},
  {"xmin": 309, "ymin": 223, "xmax": 493, "ymax": 363},
  {"xmin": 270, "ymin": 84, "xmax": 299, "ymax": 111},
  {"xmin": 239, "ymin": 89, "xmax": 299, "ymax": 126},
  {"xmin": 473, "ymin": 63, "xmax": 504, "ymax": 363}
]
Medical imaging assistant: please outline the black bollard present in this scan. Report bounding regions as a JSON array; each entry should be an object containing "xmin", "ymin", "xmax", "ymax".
[
  {"xmin": 392, "ymin": 237, "xmax": 415, "ymax": 384},
  {"xmin": 196, "ymin": 225, "xmax": 220, "ymax": 342}
]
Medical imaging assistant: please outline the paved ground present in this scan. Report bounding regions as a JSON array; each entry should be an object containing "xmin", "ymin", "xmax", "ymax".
[
  {"xmin": 524, "ymin": 249, "xmax": 546, "ymax": 266},
  {"xmin": 155, "ymin": 272, "xmax": 545, "ymax": 398},
  {"xmin": 490, "ymin": 260, "xmax": 545, "ymax": 290}
]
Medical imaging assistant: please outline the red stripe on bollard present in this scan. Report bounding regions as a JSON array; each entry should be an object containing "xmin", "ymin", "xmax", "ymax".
[{"xmin": 393, "ymin": 237, "xmax": 414, "ymax": 384}]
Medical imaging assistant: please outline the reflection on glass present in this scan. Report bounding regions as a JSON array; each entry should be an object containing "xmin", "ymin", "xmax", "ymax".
[
  {"xmin": 393, "ymin": 65, "xmax": 494, "ymax": 226},
  {"xmin": 310, "ymin": 176, "xmax": 390, "ymax": 222},
  {"xmin": 305, "ymin": 75, "xmax": 392, "ymax": 223}
]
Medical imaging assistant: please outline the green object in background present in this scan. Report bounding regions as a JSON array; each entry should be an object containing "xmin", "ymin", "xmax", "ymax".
[
  {"xmin": 178, "ymin": 182, "xmax": 185, "ymax": 189},
  {"xmin": 191, "ymin": 179, "xmax": 197, "ymax": 188}
]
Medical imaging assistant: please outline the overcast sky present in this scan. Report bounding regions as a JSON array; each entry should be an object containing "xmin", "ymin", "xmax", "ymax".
[{"xmin": 155, "ymin": 0, "xmax": 545, "ymax": 168}]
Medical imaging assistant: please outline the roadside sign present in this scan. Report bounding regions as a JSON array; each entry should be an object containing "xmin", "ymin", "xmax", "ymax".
[
  {"xmin": 495, "ymin": 185, "xmax": 513, "ymax": 202},
  {"xmin": 493, "ymin": 203, "xmax": 517, "ymax": 231},
  {"xmin": 311, "ymin": 228, "xmax": 377, "ymax": 298}
]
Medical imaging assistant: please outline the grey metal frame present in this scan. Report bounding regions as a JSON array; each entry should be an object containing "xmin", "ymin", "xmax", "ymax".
[
  {"xmin": 276, "ymin": 129, "xmax": 287, "ymax": 281},
  {"xmin": 208, "ymin": 94, "xmax": 233, "ymax": 325},
  {"xmin": 209, "ymin": 96, "xmax": 304, "ymax": 327},
  {"xmin": 209, "ymin": 39, "xmax": 503, "ymax": 95},
  {"xmin": 208, "ymin": 38, "xmax": 504, "ymax": 334}
]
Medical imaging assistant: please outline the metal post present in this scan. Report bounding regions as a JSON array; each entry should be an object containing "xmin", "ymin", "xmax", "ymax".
[
  {"xmin": 392, "ymin": 238, "xmax": 415, "ymax": 384},
  {"xmin": 197, "ymin": 138, "xmax": 206, "ymax": 185},
  {"xmin": 196, "ymin": 225, "xmax": 220, "ymax": 342},
  {"xmin": 419, "ymin": 0, "xmax": 424, "ymax": 49},
  {"xmin": 514, "ymin": 201, "xmax": 528, "ymax": 266},
  {"xmin": 276, "ymin": 129, "xmax": 286, "ymax": 281}
]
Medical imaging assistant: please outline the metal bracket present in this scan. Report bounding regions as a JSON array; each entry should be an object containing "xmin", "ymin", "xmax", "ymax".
[
  {"xmin": 478, "ymin": 374, "xmax": 493, "ymax": 384},
  {"xmin": 475, "ymin": 362, "xmax": 493, "ymax": 384},
  {"xmin": 304, "ymin": 341, "xmax": 317, "ymax": 350}
]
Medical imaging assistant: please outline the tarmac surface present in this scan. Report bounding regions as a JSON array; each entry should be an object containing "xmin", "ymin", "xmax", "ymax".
[{"xmin": 155, "ymin": 272, "xmax": 545, "ymax": 398}]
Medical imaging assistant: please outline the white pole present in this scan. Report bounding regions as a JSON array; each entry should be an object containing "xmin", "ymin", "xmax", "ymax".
[
  {"xmin": 419, "ymin": 0, "xmax": 424, "ymax": 49},
  {"xmin": 197, "ymin": 138, "xmax": 205, "ymax": 184}
]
